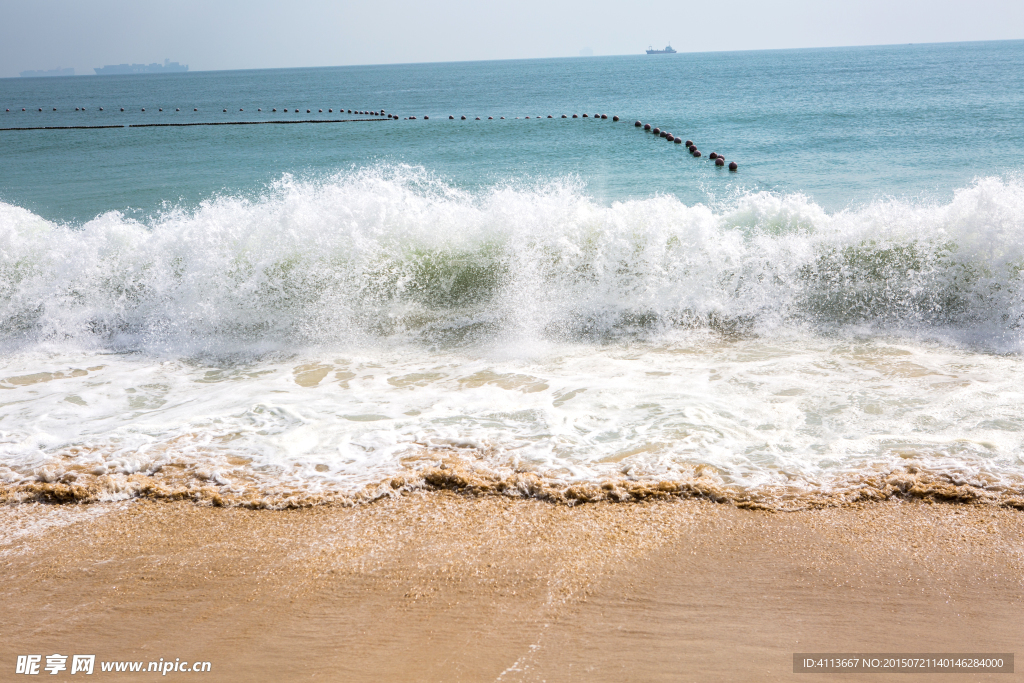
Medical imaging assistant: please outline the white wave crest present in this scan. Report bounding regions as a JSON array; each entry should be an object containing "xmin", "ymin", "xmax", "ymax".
[{"xmin": 2, "ymin": 167, "xmax": 1022, "ymax": 355}]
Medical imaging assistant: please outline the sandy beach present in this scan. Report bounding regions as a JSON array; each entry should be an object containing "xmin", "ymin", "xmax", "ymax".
[{"xmin": 1, "ymin": 495, "xmax": 1021, "ymax": 682}]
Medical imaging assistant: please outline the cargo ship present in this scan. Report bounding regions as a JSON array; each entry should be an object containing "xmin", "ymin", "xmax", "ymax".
[
  {"xmin": 646, "ymin": 45, "xmax": 677, "ymax": 54},
  {"xmin": 94, "ymin": 59, "xmax": 188, "ymax": 76}
]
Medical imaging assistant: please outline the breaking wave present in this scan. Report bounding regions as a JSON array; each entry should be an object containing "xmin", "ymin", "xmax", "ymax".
[{"xmin": 2, "ymin": 166, "xmax": 1023, "ymax": 356}]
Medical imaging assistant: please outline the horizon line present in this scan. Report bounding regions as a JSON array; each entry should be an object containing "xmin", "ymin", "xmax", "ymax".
[{"xmin": 7, "ymin": 37, "xmax": 1022, "ymax": 80}]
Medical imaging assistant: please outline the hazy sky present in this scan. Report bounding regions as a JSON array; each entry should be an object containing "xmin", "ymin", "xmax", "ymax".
[{"xmin": 1, "ymin": 0, "xmax": 1022, "ymax": 77}]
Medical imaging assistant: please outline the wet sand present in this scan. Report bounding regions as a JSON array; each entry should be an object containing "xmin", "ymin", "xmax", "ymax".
[{"xmin": 1, "ymin": 495, "xmax": 1021, "ymax": 682}]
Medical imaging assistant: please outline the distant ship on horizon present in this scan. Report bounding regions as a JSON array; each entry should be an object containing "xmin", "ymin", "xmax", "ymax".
[
  {"xmin": 646, "ymin": 45, "xmax": 677, "ymax": 54},
  {"xmin": 94, "ymin": 59, "xmax": 188, "ymax": 76},
  {"xmin": 20, "ymin": 67, "xmax": 74, "ymax": 77}
]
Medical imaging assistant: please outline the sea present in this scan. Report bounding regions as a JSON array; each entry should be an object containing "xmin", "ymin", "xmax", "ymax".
[{"xmin": 2, "ymin": 40, "xmax": 1023, "ymax": 508}]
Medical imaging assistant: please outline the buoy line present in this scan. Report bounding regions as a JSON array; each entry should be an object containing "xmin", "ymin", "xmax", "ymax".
[
  {"xmin": 0, "ymin": 125, "xmax": 127, "ymax": 131},
  {"xmin": 1, "ymin": 119, "xmax": 391, "ymax": 132},
  {"xmin": 128, "ymin": 118, "xmax": 390, "ymax": 128},
  {"xmin": 634, "ymin": 119, "xmax": 739, "ymax": 171},
  {"xmin": 1, "ymin": 110, "xmax": 741, "ymax": 169}
]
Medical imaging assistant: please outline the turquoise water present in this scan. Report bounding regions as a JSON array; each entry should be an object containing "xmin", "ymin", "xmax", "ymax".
[
  {"xmin": 1, "ymin": 41, "xmax": 1023, "ymax": 506},
  {"xmin": 3, "ymin": 40, "xmax": 1023, "ymax": 223}
]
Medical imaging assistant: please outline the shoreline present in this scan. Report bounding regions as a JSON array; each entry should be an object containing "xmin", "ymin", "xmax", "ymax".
[
  {"xmin": 2, "ymin": 494, "xmax": 1021, "ymax": 681},
  {"xmin": 4, "ymin": 457, "xmax": 1023, "ymax": 511}
]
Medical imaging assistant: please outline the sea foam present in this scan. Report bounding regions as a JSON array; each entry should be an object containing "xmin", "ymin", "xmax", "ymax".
[
  {"xmin": 2, "ymin": 166, "xmax": 1022, "ymax": 356},
  {"xmin": 1, "ymin": 169, "xmax": 1023, "ymax": 507}
]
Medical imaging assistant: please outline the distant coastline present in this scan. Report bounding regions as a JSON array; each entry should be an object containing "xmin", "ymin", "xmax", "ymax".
[
  {"xmin": 19, "ymin": 67, "xmax": 74, "ymax": 78},
  {"xmin": 94, "ymin": 59, "xmax": 188, "ymax": 76}
]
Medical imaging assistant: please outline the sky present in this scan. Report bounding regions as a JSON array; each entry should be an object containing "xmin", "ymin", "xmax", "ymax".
[{"xmin": 1, "ymin": 0, "xmax": 1022, "ymax": 77}]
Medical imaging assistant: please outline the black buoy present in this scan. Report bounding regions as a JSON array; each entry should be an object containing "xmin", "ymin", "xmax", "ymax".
[
  {"xmin": 659, "ymin": 131, "xmax": 667, "ymax": 138},
  {"xmin": 685, "ymin": 140, "xmax": 693, "ymax": 147},
  {"xmin": 709, "ymin": 152, "xmax": 718, "ymax": 160},
  {"xmin": 635, "ymin": 121, "xmax": 642, "ymax": 127},
  {"xmin": 158, "ymin": 108, "xmax": 163, "ymax": 111},
  {"xmin": 601, "ymin": 114, "xmax": 607, "ymax": 119},
  {"xmin": 561, "ymin": 114, "xmax": 567, "ymax": 118},
  {"xmin": 347, "ymin": 109, "xmax": 351, "ymax": 113},
  {"xmin": 688, "ymin": 144, "xmax": 695, "ymax": 152},
  {"xmin": 729, "ymin": 161, "xmax": 738, "ymax": 171},
  {"xmin": 716, "ymin": 158, "xmax": 725, "ymax": 166},
  {"xmin": 424, "ymin": 115, "xmax": 429, "ymax": 119},
  {"xmin": 99, "ymin": 107, "xmax": 103, "ymax": 111},
  {"xmin": 273, "ymin": 108, "xmax": 277, "ymax": 112},
  {"xmin": 141, "ymin": 108, "xmax": 146, "ymax": 111},
  {"xmin": 547, "ymin": 115, "xmax": 553, "ymax": 118},
  {"xmin": 461, "ymin": 115, "xmax": 466, "ymax": 120},
  {"xmin": 223, "ymin": 109, "xmax": 227, "ymax": 112},
  {"xmin": 644, "ymin": 123, "xmax": 651, "ymax": 130},
  {"xmin": 488, "ymin": 116, "xmax": 493, "ymax": 119},
  {"xmin": 176, "ymin": 108, "xmax": 180, "ymax": 111},
  {"xmin": 307, "ymin": 109, "xmax": 311, "ymax": 113},
  {"xmin": 674, "ymin": 138, "xmax": 683, "ymax": 144},
  {"xmin": 582, "ymin": 113, "xmax": 588, "ymax": 118},
  {"xmin": 53, "ymin": 108, "xmax": 57, "ymax": 111},
  {"xmin": 194, "ymin": 108, "xmax": 198, "ymax": 111},
  {"xmin": 693, "ymin": 150, "xmax": 701, "ymax": 157},
  {"xmin": 666, "ymin": 135, "xmax": 674, "ymax": 142},
  {"xmin": 476, "ymin": 116, "xmax": 481, "ymax": 120},
  {"xmin": 318, "ymin": 109, "xmax": 322, "ymax": 113},
  {"xmin": 327, "ymin": 109, "xmax": 331, "ymax": 112},
  {"xmin": 653, "ymin": 127, "xmax": 661, "ymax": 134},
  {"xmin": 500, "ymin": 116, "xmax": 505, "ymax": 119},
  {"xmin": 612, "ymin": 115, "xmax": 619, "ymax": 121},
  {"xmin": 572, "ymin": 114, "xmax": 578, "ymax": 118},
  {"xmin": 240, "ymin": 108, "xmax": 245, "ymax": 112},
  {"xmin": 526, "ymin": 116, "xmax": 530, "ymax": 119},
  {"xmin": 120, "ymin": 108, "xmax": 124, "ymax": 112}
]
